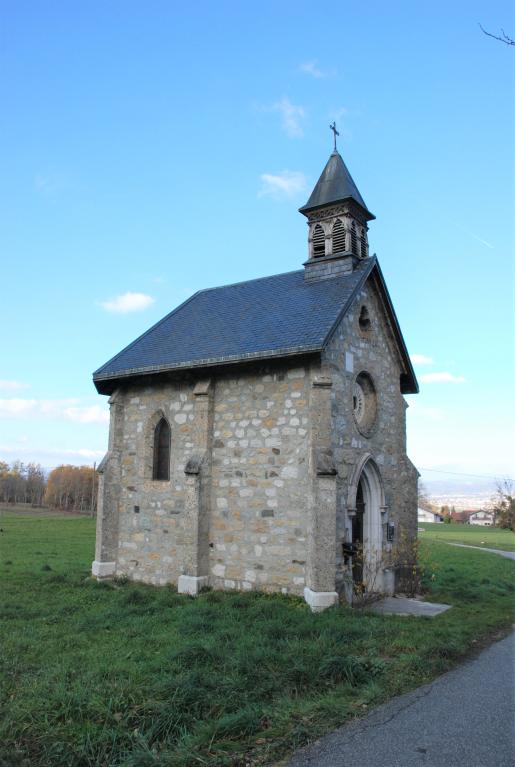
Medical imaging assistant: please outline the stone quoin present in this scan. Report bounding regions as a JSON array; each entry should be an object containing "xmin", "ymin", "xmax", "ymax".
[{"xmin": 92, "ymin": 138, "xmax": 419, "ymax": 610}]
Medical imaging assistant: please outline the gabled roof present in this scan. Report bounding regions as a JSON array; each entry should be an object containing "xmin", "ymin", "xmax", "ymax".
[
  {"xmin": 299, "ymin": 151, "xmax": 375, "ymax": 219},
  {"xmin": 93, "ymin": 256, "xmax": 418, "ymax": 395}
]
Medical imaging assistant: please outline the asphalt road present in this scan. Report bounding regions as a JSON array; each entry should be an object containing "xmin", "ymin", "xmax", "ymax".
[{"xmin": 287, "ymin": 632, "xmax": 515, "ymax": 767}]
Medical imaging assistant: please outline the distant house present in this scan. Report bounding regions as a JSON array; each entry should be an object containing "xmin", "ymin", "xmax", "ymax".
[
  {"xmin": 418, "ymin": 508, "xmax": 444, "ymax": 524},
  {"xmin": 449, "ymin": 510, "xmax": 471, "ymax": 524},
  {"xmin": 448, "ymin": 509, "xmax": 495, "ymax": 526},
  {"xmin": 468, "ymin": 510, "xmax": 495, "ymax": 527}
]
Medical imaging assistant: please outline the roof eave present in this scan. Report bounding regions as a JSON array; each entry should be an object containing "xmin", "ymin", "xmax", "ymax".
[
  {"xmin": 93, "ymin": 344, "xmax": 323, "ymax": 394},
  {"xmin": 319, "ymin": 257, "xmax": 418, "ymax": 395},
  {"xmin": 298, "ymin": 197, "xmax": 376, "ymax": 221},
  {"xmin": 371, "ymin": 263, "xmax": 419, "ymax": 394},
  {"xmin": 319, "ymin": 256, "xmax": 377, "ymax": 350}
]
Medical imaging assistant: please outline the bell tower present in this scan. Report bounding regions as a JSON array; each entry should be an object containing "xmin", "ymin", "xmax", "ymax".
[{"xmin": 300, "ymin": 126, "xmax": 375, "ymax": 281}]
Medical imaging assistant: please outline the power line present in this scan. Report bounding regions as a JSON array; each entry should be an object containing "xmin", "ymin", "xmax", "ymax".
[
  {"xmin": 3, "ymin": 458, "xmax": 513, "ymax": 483},
  {"xmin": 419, "ymin": 467, "xmax": 514, "ymax": 482}
]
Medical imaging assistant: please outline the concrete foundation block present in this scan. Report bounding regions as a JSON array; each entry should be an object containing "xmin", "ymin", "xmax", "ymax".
[
  {"xmin": 304, "ymin": 587, "xmax": 339, "ymax": 612},
  {"xmin": 382, "ymin": 567, "xmax": 395, "ymax": 596},
  {"xmin": 92, "ymin": 560, "xmax": 116, "ymax": 578},
  {"xmin": 178, "ymin": 575, "xmax": 209, "ymax": 596}
]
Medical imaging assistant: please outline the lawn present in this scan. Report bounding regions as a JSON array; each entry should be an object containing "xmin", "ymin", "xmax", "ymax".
[
  {"xmin": 419, "ymin": 521, "xmax": 515, "ymax": 552},
  {"xmin": 1, "ymin": 511, "xmax": 514, "ymax": 767}
]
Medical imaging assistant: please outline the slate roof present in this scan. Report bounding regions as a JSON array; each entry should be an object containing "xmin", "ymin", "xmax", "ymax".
[
  {"xmin": 93, "ymin": 256, "xmax": 418, "ymax": 395},
  {"xmin": 299, "ymin": 151, "xmax": 374, "ymax": 219},
  {"xmin": 94, "ymin": 258, "xmax": 368, "ymax": 388}
]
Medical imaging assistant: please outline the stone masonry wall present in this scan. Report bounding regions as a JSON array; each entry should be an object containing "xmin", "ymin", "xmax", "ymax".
[
  {"xmin": 322, "ymin": 278, "xmax": 418, "ymax": 593},
  {"xmin": 209, "ymin": 363, "xmax": 311, "ymax": 595},
  {"xmin": 97, "ymin": 363, "xmax": 313, "ymax": 593},
  {"xmin": 106, "ymin": 379, "xmax": 201, "ymax": 585}
]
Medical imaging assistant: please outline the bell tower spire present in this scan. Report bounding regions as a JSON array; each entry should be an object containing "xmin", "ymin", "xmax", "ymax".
[{"xmin": 300, "ymin": 132, "xmax": 375, "ymax": 281}]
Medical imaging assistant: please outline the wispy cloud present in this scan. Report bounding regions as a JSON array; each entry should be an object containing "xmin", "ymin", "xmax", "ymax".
[
  {"xmin": 271, "ymin": 97, "xmax": 306, "ymax": 138},
  {"xmin": 419, "ymin": 372, "xmax": 466, "ymax": 384},
  {"xmin": 299, "ymin": 60, "xmax": 332, "ymax": 79},
  {"xmin": 330, "ymin": 107, "xmax": 348, "ymax": 122},
  {"xmin": 62, "ymin": 406, "xmax": 110, "ymax": 424},
  {"xmin": 0, "ymin": 399, "xmax": 38, "ymax": 417},
  {"xmin": 0, "ymin": 398, "xmax": 109, "ymax": 424},
  {"xmin": 407, "ymin": 401, "xmax": 445, "ymax": 420},
  {"xmin": 258, "ymin": 171, "xmax": 307, "ymax": 200},
  {"xmin": 101, "ymin": 291, "xmax": 155, "ymax": 314},
  {"xmin": 0, "ymin": 379, "xmax": 30, "ymax": 391},
  {"xmin": 34, "ymin": 172, "xmax": 69, "ymax": 197},
  {"xmin": 410, "ymin": 354, "xmax": 434, "ymax": 365},
  {"xmin": 0, "ymin": 443, "xmax": 105, "ymax": 464}
]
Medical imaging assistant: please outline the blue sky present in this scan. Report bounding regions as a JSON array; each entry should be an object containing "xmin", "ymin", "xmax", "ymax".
[{"xmin": 0, "ymin": 1, "xmax": 513, "ymax": 488}]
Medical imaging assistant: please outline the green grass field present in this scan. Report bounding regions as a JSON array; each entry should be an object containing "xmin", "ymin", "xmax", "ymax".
[
  {"xmin": 1, "ymin": 510, "xmax": 514, "ymax": 767},
  {"xmin": 419, "ymin": 522, "xmax": 515, "ymax": 552}
]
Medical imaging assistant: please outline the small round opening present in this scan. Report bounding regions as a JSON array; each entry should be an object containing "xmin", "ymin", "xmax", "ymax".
[{"xmin": 353, "ymin": 372, "xmax": 377, "ymax": 435}]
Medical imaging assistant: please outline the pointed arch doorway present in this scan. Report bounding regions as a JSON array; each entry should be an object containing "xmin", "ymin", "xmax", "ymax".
[{"xmin": 348, "ymin": 456, "xmax": 388, "ymax": 594}]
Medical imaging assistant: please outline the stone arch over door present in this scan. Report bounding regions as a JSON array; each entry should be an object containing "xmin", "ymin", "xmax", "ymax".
[{"xmin": 346, "ymin": 454, "xmax": 388, "ymax": 594}]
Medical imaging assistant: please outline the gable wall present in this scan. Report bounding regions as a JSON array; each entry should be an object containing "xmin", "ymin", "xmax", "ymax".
[{"xmin": 322, "ymin": 279, "xmax": 418, "ymax": 590}]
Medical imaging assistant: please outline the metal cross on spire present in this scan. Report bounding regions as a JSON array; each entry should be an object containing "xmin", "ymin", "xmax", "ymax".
[{"xmin": 329, "ymin": 121, "xmax": 340, "ymax": 151}]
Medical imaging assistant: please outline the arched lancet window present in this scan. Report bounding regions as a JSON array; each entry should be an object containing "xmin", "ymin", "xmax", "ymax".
[
  {"xmin": 360, "ymin": 229, "xmax": 368, "ymax": 258},
  {"xmin": 153, "ymin": 417, "xmax": 171, "ymax": 481},
  {"xmin": 359, "ymin": 305, "xmax": 372, "ymax": 334},
  {"xmin": 350, "ymin": 222, "xmax": 358, "ymax": 256},
  {"xmin": 312, "ymin": 224, "xmax": 325, "ymax": 258},
  {"xmin": 332, "ymin": 219, "xmax": 346, "ymax": 253}
]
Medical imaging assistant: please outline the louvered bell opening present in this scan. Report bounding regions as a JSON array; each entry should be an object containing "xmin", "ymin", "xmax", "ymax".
[
  {"xmin": 351, "ymin": 224, "xmax": 358, "ymax": 256},
  {"xmin": 312, "ymin": 224, "xmax": 325, "ymax": 258},
  {"xmin": 332, "ymin": 219, "xmax": 346, "ymax": 253},
  {"xmin": 360, "ymin": 235, "xmax": 368, "ymax": 258}
]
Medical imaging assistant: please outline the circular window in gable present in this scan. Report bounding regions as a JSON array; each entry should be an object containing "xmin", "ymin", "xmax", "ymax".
[{"xmin": 353, "ymin": 372, "xmax": 377, "ymax": 435}]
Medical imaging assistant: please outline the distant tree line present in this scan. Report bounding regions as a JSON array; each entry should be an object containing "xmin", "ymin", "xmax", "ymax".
[
  {"xmin": 45, "ymin": 465, "xmax": 98, "ymax": 512},
  {"xmin": 0, "ymin": 461, "xmax": 46, "ymax": 506},
  {"xmin": 0, "ymin": 461, "xmax": 98, "ymax": 513}
]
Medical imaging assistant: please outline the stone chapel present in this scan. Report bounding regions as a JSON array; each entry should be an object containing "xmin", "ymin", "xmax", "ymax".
[{"xmin": 92, "ymin": 142, "xmax": 419, "ymax": 610}]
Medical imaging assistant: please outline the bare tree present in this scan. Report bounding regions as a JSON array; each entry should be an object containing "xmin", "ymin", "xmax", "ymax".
[
  {"xmin": 492, "ymin": 479, "xmax": 515, "ymax": 530},
  {"xmin": 25, "ymin": 463, "xmax": 46, "ymax": 506},
  {"xmin": 479, "ymin": 23, "xmax": 514, "ymax": 46},
  {"xmin": 418, "ymin": 481, "xmax": 435, "ymax": 512}
]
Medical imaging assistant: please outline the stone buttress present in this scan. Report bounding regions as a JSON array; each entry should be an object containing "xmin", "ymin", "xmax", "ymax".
[{"xmin": 178, "ymin": 379, "xmax": 214, "ymax": 595}]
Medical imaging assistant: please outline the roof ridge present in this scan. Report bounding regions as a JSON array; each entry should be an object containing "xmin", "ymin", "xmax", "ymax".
[{"xmin": 198, "ymin": 267, "xmax": 304, "ymax": 294}]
